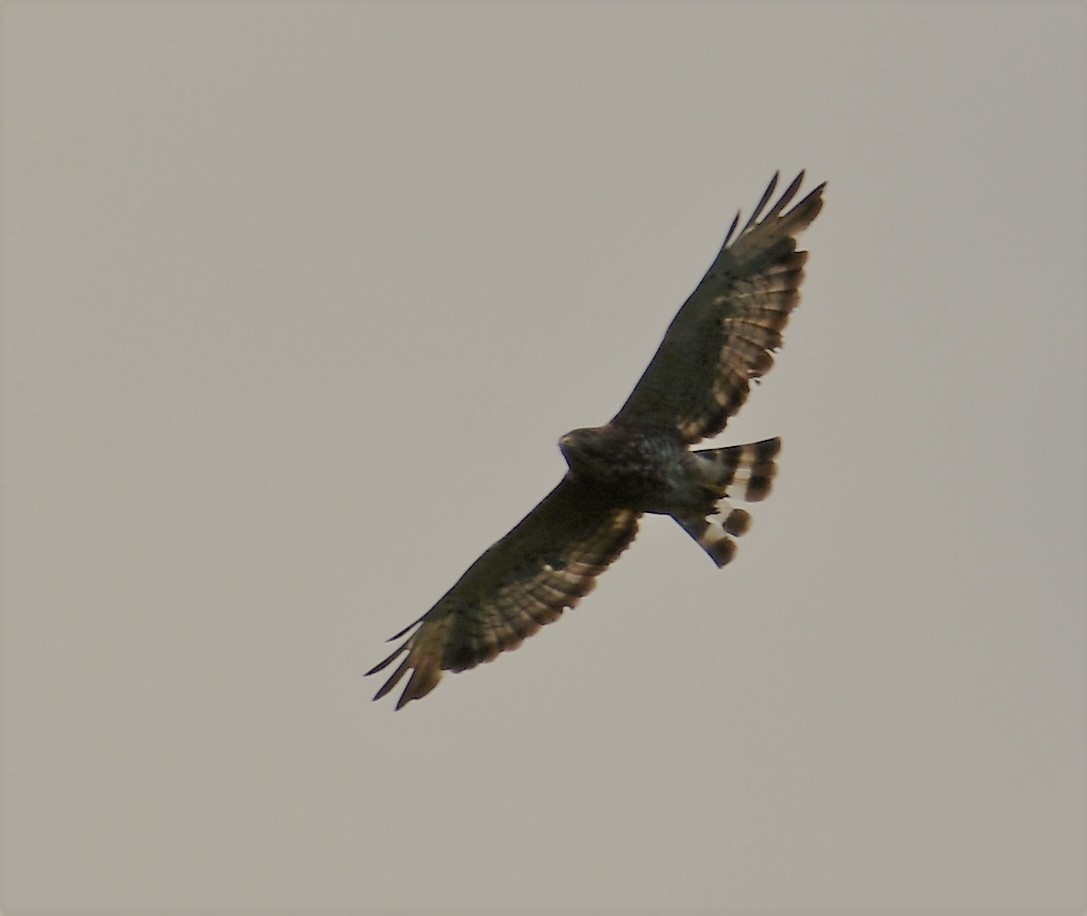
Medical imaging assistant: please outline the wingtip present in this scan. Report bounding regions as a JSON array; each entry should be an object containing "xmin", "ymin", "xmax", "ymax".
[
  {"xmin": 370, "ymin": 654, "xmax": 412, "ymax": 700},
  {"xmin": 365, "ymin": 642, "xmax": 407, "ymax": 676},
  {"xmin": 394, "ymin": 664, "xmax": 442, "ymax": 709},
  {"xmin": 387, "ymin": 615, "xmax": 425, "ymax": 642},
  {"xmin": 723, "ymin": 210, "xmax": 741, "ymax": 246}
]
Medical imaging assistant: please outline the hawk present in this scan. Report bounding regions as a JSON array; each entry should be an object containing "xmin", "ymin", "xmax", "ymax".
[{"xmin": 368, "ymin": 171, "xmax": 825, "ymax": 709}]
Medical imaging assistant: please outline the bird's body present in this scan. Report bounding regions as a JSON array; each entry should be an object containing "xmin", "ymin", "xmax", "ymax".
[
  {"xmin": 368, "ymin": 171, "xmax": 825, "ymax": 708},
  {"xmin": 559, "ymin": 424, "xmax": 780, "ymax": 562},
  {"xmin": 559, "ymin": 425, "xmax": 688, "ymax": 507}
]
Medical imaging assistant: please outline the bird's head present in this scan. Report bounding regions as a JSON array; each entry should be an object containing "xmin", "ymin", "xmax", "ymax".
[{"xmin": 559, "ymin": 425, "xmax": 617, "ymax": 479}]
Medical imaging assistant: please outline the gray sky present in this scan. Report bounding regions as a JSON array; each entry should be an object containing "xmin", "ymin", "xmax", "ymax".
[{"xmin": 3, "ymin": 2, "xmax": 1085, "ymax": 912}]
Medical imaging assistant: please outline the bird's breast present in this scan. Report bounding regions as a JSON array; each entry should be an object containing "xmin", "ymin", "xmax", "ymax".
[{"xmin": 566, "ymin": 427, "xmax": 687, "ymax": 507}]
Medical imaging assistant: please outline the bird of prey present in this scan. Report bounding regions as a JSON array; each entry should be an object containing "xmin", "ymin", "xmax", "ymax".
[{"xmin": 367, "ymin": 171, "xmax": 825, "ymax": 709}]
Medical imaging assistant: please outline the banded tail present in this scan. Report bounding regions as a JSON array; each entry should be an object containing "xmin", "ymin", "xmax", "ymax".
[{"xmin": 672, "ymin": 436, "xmax": 781, "ymax": 567}]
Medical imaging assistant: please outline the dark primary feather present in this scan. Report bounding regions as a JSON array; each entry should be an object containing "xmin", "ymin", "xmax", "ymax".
[
  {"xmin": 366, "ymin": 479, "xmax": 639, "ymax": 709},
  {"xmin": 611, "ymin": 171, "xmax": 825, "ymax": 444}
]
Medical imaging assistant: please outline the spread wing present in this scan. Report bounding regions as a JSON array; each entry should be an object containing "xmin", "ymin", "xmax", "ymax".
[
  {"xmin": 611, "ymin": 171, "xmax": 825, "ymax": 444},
  {"xmin": 366, "ymin": 478, "xmax": 639, "ymax": 709}
]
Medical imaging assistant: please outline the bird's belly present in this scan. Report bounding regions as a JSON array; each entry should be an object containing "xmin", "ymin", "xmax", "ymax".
[{"xmin": 578, "ymin": 432, "xmax": 698, "ymax": 511}]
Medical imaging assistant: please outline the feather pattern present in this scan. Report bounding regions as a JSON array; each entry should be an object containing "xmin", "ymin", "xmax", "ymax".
[
  {"xmin": 612, "ymin": 172, "xmax": 824, "ymax": 444},
  {"xmin": 367, "ymin": 479, "xmax": 639, "ymax": 708}
]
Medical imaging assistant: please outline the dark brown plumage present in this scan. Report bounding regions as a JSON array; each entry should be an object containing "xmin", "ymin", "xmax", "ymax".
[{"xmin": 368, "ymin": 172, "xmax": 825, "ymax": 708}]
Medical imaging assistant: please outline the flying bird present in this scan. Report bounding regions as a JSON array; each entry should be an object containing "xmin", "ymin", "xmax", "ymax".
[{"xmin": 368, "ymin": 171, "xmax": 825, "ymax": 709}]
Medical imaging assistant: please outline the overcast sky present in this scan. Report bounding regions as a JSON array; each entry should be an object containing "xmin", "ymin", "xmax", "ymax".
[{"xmin": 3, "ymin": 2, "xmax": 1085, "ymax": 913}]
